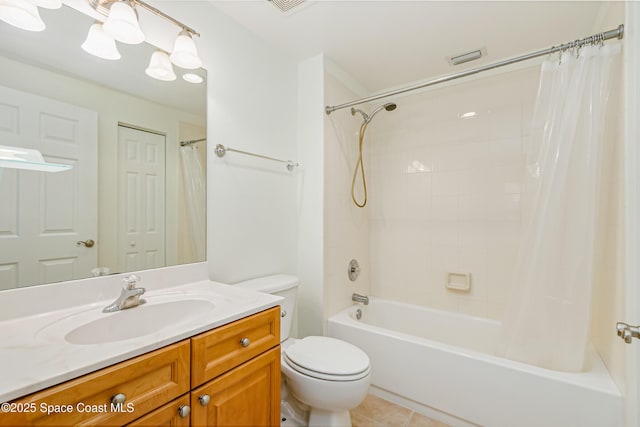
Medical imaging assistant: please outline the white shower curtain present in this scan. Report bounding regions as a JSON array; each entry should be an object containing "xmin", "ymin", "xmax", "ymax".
[
  {"xmin": 180, "ymin": 145, "xmax": 206, "ymax": 261},
  {"xmin": 499, "ymin": 44, "xmax": 620, "ymax": 372}
]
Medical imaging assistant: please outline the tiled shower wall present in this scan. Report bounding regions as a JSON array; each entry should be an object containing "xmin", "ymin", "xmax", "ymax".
[{"xmin": 366, "ymin": 67, "xmax": 540, "ymax": 319}]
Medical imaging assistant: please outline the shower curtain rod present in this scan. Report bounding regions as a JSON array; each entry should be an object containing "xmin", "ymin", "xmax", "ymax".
[
  {"xmin": 180, "ymin": 138, "xmax": 206, "ymax": 146},
  {"xmin": 325, "ymin": 24, "xmax": 624, "ymax": 115}
]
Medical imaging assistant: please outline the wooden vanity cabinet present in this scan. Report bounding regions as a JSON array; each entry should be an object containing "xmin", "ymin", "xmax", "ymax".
[{"xmin": 1, "ymin": 307, "xmax": 281, "ymax": 427}]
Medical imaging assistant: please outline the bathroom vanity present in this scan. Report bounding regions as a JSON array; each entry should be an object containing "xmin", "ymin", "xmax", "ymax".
[
  {"xmin": 0, "ymin": 266, "xmax": 282, "ymax": 427},
  {"xmin": 0, "ymin": 307, "xmax": 280, "ymax": 426}
]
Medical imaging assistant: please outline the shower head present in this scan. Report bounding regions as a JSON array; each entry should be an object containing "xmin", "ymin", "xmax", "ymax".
[
  {"xmin": 351, "ymin": 102, "xmax": 397, "ymax": 125},
  {"xmin": 366, "ymin": 102, "xmax": 397, "ymax": 124}
]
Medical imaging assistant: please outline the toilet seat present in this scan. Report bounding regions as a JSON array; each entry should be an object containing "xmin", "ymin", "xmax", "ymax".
[{"xmin": 283, "ymin": 336, "xmax": 370, "ymax": 382}]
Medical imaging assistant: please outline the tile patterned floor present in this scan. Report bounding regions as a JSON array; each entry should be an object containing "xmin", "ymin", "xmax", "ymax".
[{"xmin": 350, "ymin": 394, "xmax": 452, "ymax": 427}]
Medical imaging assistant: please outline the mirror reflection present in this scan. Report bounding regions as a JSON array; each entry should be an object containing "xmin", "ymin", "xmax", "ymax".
[{"xmin": 0, "ymin": 4, "xmax": 207, "ymax": 290}]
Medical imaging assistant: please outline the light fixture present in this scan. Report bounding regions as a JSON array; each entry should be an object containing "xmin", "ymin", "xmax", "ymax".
[
  {"xmin": 0, "ymin": 145, "xmax": 72, "ymax": 172},
  {"xmin": 33, "ymin": 0, "xmax": 61, "ymax": 9},
  {"xmin": 82, "ymin": 22, "xmax": 121, "ymax": 60},
  {"xmin": 182, "ymin": 72, "xmax": 203, "ymax": 84},
  {"xmin": 170, "ymin": 30, "xmax": 202, "ymax": 69},
  {"xmin": 83, "ymin": 0, "xmax": 203, "ymax": 82},
  {"xmin": 102, "ymin": 0, "xmax": 144, "ymax": 45},
  {"xmin": 145, "ymin": 50, "xmax": 176, "ymax": 81},
  {"xmin": 0, "ymin": 0, "xmax": 45, "ymax": 31},
  {"xmin": 459, "ymin": 111, "xmax": 478, "ymax": 119}
]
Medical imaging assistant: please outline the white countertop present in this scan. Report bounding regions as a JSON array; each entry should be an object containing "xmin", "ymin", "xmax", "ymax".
[{"xmin": 0, "ymin": 278, "xmax": 281, "ymax": 402}]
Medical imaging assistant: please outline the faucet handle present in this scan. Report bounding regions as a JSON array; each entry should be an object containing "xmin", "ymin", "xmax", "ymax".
[{"xmin": 122, "ymin": 274, "xmax": 140, "ymax": 289}]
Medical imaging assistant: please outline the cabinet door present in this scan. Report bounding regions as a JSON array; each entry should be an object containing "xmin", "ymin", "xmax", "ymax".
[
  {"xmin": 191, "ymin": 347, "xmax": 280, "ymax": 427},
  {"xmin": 127, "ymin": 394, "xmax": 190, "ymax": 427}
]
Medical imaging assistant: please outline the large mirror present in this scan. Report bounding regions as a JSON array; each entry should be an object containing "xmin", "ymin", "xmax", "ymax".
[{"xmin": 0, "ymin": 4, "xmax": 207, "ymax": 290}]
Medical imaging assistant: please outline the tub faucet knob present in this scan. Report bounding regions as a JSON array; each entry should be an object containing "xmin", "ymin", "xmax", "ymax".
[{"xmin": 348, "ymin": 259, "xmax": 360, "ymax": 281}]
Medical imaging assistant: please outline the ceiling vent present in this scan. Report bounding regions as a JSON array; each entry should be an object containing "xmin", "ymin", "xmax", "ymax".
[{"xmin": 268, "ymin": 0, "xmax": 306, "ymax": 14}]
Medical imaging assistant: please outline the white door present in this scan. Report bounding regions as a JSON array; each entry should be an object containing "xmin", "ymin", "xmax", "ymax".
[
  {"xmin": 0, "ymin": 85, "xmax": 98, "ymax": 289},
  {"xmin": 117, "ymin": 125, "xmax": 165, "ymax": 273}
]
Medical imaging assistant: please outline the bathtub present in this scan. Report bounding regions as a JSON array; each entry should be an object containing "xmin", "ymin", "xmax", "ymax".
[{"xmin": 328, "ymin": 298, "xmax": 623, "ymax": 427}]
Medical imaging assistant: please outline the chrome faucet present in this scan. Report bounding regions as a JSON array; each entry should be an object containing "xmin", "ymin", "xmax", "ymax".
[
  {"xmin": 103, "ymin": 274, "xmax": 146, "ymax": 313},
  {"xmin": 352, "ymin": 293, "xmax": 369, "ymax": 305}
]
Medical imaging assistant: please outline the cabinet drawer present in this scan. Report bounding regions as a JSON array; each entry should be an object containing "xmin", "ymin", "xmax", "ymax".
[
  {"xmin": 126, "ymin": 394, "xmax": 190, "ymax": 427},
  {"xmin": 191, "ymin": 307, "xmax": 280, "ymax": 387},
  {"xmin": 0, "ymin": 341, "xmax": 190, "ymax": 426}
]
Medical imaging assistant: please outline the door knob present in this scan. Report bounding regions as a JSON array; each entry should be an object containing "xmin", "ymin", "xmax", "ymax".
[{"xmin": 76, "ymin": 239, "xmax": 95, "ymax": 248}]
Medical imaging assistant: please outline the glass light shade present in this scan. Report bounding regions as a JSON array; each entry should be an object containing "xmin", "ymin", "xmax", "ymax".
[
  {"xmin": 169, "ymin": 30, "xmax": 202, "ymax": 69},
  {"xmin": 33, "ymin": 0, "xmax": 61, "ymax": 9},
  {"xmin": 182, "ymin": 73, "xmax": 203, "ymax": 84},
  {"xmin": 0, "ymin": 145, "xmax": 71, "ymax": 172},
  {"xmin": 0, "ymin": 0, "xmax": 45, "ymax": 31},
  {"xmin": 81, "ymin": 23, "xmax": 121, "ymax": 60},
  {"xmin": 145, "ymin": 50, "xmax": 176, "ymax": 81},
  {"xmin": 102, "ymin": 1, "xmax": 144, "ymax": 45}
]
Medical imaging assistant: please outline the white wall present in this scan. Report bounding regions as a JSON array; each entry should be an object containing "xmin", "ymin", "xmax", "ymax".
[
  {"xmin": 588, "ymin": 0, "xmax": 627, "ymax": 400},
  {"xmin": 150, "ymin": 2, "xmax": 299, "ymax": 285},
  {"xmin": 323, "ymin": 61, "xmax": 372, "ymax": 328},
  {"xmin": 622, "ymin": 4, "xmax": 640, "ymax": 426},
  {"xmin": 296, "ymin": 55, "xmax": 325, "ymax": 337},
  {"xmin": 0, "ymin": 56, "xmax": 205, "ymax": 275}
]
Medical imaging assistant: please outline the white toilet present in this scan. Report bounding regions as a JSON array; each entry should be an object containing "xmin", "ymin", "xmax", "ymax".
[{"xmin": 236, "ymin": 274, "xmax": 371, "ymax": 427}]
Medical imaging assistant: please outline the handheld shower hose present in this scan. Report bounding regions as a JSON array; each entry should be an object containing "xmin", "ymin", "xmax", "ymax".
[
  {"xmin": 350, "ymin": 103, "xmax": 397, "ymax": 208},
  {"xmin": 352, "ymin": 121, "xmax": 370, "ymax": 207}
]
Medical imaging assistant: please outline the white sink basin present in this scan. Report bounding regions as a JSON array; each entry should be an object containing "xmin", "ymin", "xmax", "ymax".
[
  {"xmin": 35, "ymin": 295, "xmax": 218, "ymax": 346},
  {"xmin": 64, "ymin": 299, "xmax": 216, "ymax": 345}
]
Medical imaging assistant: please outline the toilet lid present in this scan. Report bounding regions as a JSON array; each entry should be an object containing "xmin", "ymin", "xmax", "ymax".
[{"xmin": 284, "ymin": 336, "xmax": 370, "ymax": 380}]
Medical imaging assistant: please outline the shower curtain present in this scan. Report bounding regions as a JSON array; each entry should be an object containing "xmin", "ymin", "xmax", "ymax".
[
  {"xmin": 499, "ymin": 43, "xmax": 620, "ymax": 372},
  {"xmin": 180, "ymin": 144, "xmax": 206, "ymax": 261}
]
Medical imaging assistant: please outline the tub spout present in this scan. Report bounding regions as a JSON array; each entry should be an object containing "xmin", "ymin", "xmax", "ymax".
[{"xmin": 352, "ymin": 293, "xmax": 369, "ymax": 305}]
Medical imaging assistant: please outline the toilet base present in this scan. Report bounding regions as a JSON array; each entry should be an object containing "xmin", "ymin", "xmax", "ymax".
[
  {"xmin": 281, "ymin": 395, "xmax": 308, "ymax": 427},
  {"xmin": 308, "ymin": 409, "xmax": 351, "ymax": 427}
]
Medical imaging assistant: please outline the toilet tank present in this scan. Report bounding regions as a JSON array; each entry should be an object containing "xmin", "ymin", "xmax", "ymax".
[{"xmin": 234, "ymin": 274, "xmax": 298, "ymax": 342}]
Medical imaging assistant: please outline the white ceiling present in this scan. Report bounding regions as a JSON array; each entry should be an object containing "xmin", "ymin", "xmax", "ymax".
[
  {"xmin": 210, "ymin": 0, "xmax": 615, "ymax": 94},
  {"xmin": 0, "ymin": 1, "xmax": 616, "ymax": 115}
]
